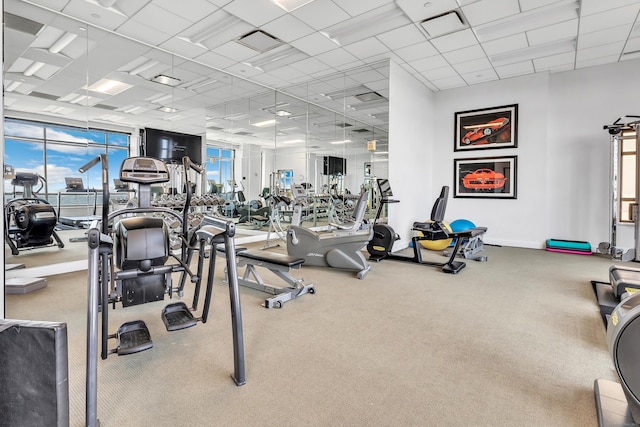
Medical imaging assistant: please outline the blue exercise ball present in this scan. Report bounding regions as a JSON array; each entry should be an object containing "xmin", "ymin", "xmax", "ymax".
[{"xmin": 450, "ymin": 219, "xmax": 476, "ymax": 232}]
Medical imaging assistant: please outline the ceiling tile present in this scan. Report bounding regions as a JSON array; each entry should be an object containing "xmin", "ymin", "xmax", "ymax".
[
  {"xmin": 334, "ymin": 0, "xmax": 393, "ymax": 17},
  {"xmin": 576, "ymin": 54, "xmax": 622, "ymax": 69},
  {"xmin": 578, "ymin": 25, "xmax": 634, "ymax": 50},
  {"xmin": 410, "ymin": 55, "xmax": 450, "ymax": 72},
  {"xmin": 430, "ymin": 75, "xmax": 467, "ymax": 90},
  {"xmin": 532, "ymin": 51, "xmax": 575, "ymax": 70},
  {"xmin": 527, "ymin": 19, "xmax": 578, "ymax": 46},
  {"xmin": 422, "ymin": 64, "xmax": 459, "ymax": 80},
  {"xmin": 461, "ymin": 68, "xmax": 499, "ymax": 84},
  {"xmin": 376, "ymin": 24, "xmax": 427, "ymax": 51},
  {"xmin": 290, "ymin": 32, "xmax": 338, "ymax": 56},
  {"xmin": 213, "ymin": 40, "xmax": 261, "ymax": 62},
  {"xmin": 482, "ymin": 33, "xmax": 528, "ymax": 56},
  {"xmin": 260, "ymin": 14, "xmax": 315, "ymax": 43},
  {"xmin": 577, "ymin": 41, "xmax": 626, "ymax": 62},
  {"xmin": 454, "ymin": 57, "xmax": 493, "ymax": 74},
  {"xmin": 580, "ymin": 0, "xmax": 640, "ymax": 17},
  {"xmin": 394, "ymin": 41, "xmax": 440, "ymax": 62},
  {"xmin": 396, "ymin": 0, "xmax": 460, "ymax": 22},
  {"xmin": 152, "ymin": 0, "xmax": 220, "ymax": 23},
  {"xmin": 117, "ymin": 19, "xmax": 173, "ymax": 47},
  {"xmin": 289, "ymin": 57, "xmax": 333, "ymax": 75},
  {"xmin": 494, "ymin": 60, "xmax": 535, "ymax": 78},
  {"xmin": 62, "ymin": 0, "xmax": 128, "ymax": 31},
  {"xmin": 461, "ymin": 0, "xmax": 521, "ymax": 26},
  {"xmin": 343, "ymin": 38, "xmax": 389, "ymax": 60},
  {"xmin": 520, "ymin": 0, "xmax": 567, "ymax": 11},
  {"xmin": 315, "ymin": 48, "xmax": 359, "ymax": 68},
  {"xmin": 442, "ymin": 45, "xmax": 486, "ymax": 64},
  {"xmin": 579, "ymin": 4, "xmax": 640, "ymax": 35},
  {"xmin": 291, "ymin": 0, "xmax": 351, "ymax": 31},
  {"xmin": 223, "ymin": 0, "xmax": 286, "ymax": 27},
  {"xmin": 430, "ymin": 29, "xmax": 478, "ymax": 53}
]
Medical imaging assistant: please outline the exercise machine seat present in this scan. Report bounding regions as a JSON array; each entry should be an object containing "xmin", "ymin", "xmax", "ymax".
[
  {"xmin": 609, "ymin": 265, "xmax": 640, "ymax": 299},
  {"xmin": 329, "ymin": 192, "xmax": 368, "ymax": 232},
  {"xmin": 115, "ymin": 217, "xmax": 169, "ymax": 271}
]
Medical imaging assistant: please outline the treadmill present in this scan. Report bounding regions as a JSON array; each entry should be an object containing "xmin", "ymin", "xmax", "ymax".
[{"xmin": 57, "ymin": 177, "xmax": 100, "ymax": 229}]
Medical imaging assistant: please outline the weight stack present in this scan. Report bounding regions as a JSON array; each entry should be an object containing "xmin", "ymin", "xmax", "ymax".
[{"xmin": 0, "ymin": 319, "xmax": 69, "ymax": 427}]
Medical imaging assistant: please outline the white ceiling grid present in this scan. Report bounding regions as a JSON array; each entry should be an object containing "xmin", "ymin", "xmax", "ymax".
[{"xmin": 3, "ymin": 0, "xmax": 640, "ymax": 143}]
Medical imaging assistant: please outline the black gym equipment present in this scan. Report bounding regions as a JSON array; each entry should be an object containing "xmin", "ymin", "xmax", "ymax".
[
  {"xmin": 367, "ymin": 180, "xmax": 487, "ymax": 274},
  {"xmin": 84, "ymin": 155, "xmax": 245, "ymax": 427},
  {"xmin": 0, "ymin": 319, "xmax": 69, "ymax": 427},
  {"xmin": 594, "ymin": 291, "xmax": 640, "ymax": 426},
  {"xmin": 592, "ymin": 265, "xmax": 640, "ymax": 326},
  {"xmin": 4, "ymin": 170, "xmax": 65, "ymax": 255}
]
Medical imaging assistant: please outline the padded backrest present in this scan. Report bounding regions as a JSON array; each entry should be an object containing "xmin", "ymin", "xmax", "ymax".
[
  {"xmin": 352, "ymin": 191, "xmax": 369, "ymax": 223},
  {"xmin": 430, "ymin": 186, "xmax": 449, "ymax": 222},
  {"xmin": 115, "ymin": 217, "xmax": 169, "ymax": 270}
]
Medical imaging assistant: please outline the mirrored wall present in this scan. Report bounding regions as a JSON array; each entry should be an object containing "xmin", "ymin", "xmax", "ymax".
[{"xmin": 3, "ymin": 0, "xmax": 390, "ymax": 267}]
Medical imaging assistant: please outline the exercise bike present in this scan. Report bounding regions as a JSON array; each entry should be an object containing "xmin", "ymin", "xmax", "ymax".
[
  {"xmin": 367, "ymin": 179, "xmax": 486, "ymax": 274},
  {"xmin": 4, "ymin": 168, "xmax": 64, "ymax": 255}
]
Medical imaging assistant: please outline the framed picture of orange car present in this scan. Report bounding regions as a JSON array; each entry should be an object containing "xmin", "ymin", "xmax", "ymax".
[
  {"xmin": 454, "ymin": 156, "xmax": 517, "ymax": 199},
  {"xmin": 454, "ymin": 104, "xmax": 518, "ymax": 151}
]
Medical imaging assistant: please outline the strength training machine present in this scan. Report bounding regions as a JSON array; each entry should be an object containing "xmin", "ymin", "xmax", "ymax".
[
  {"xmin": 85, "ymin": 155, "xmax": 245, "ymax": 426},
  {"xmin": 286, "ymin": 191, "xmax": 372, "ymax": 279},
  {"xmin": 367, "ymin": 180, "xmax": 487, "ymax": 274},
  {"xmin": 4, "ymin": 167, "xmax": 64, "ymax": 255}
]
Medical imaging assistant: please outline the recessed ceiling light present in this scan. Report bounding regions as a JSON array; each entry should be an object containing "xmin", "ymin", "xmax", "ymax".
[
  {"xmin": 84, "ymin": 78, "xmax": 132, "ymax": 95},
  {"xmin": 23, "ymin": 61, "xmax": 45, "ymax": 77},
  {"xmin": 275, "ymin": 110, "xmax": 291, "ymax": 117},
  {"xmin": 329, "ymin": 139, "xmax": 352, "ymax": 145},
  {"xmin": 252, "ymin": 119, "xmax": 278, "ymax": 127},
  {"xmin": 157, "ymin": 106, "xmax": 178, "ymax": 113},
  {"xmin": 152, "ymin": 74, "xmax": 182, "ymax": 87},
  {"xmin": 49, "ymin": 32, "xmax": 78, "ymax": 54}
]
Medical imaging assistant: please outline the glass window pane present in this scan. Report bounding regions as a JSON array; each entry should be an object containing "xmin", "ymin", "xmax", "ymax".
[
  {"xmin": 108, "ymin": 132, "xmax": 129, "ymax": 147},
  {"xmin": 4, "ymin": 119, "xmax": 44, "ymax": 139},
  {"xmin": 622, "ymin": 154, "xmax": 636, "ymax": 199},
  {"xmin": 621, "ymin": 200, "xmax": 633, "ymax": 222},
  {"xmin": 222, "ymin": 149, "xmax": 233, "ymax": 159},
  {"xmin": 4, "ymin": 138, "xmax": 45, "ymax": 198}
]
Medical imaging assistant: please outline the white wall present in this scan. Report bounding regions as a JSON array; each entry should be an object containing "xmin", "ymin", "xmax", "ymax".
[
  {"xmin": 388, "ymin": 61, "xmax": 435, "ymax": 249},
  {"xmin": 429, "ymin": 59, "xmax": 640, "ymax": 249}
]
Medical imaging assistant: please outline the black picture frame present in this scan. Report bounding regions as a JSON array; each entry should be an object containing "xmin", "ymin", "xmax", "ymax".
[
  {"xmin": 454, "ymin": 104, "xmax": 518, "ymax": 152},
  {"xmin": 454, "ymin": 156, "xmax": 517, "ymax": 199}
]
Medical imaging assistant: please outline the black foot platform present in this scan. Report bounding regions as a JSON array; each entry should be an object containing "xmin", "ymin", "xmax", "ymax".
[
  {"xmin": 592, "ymin": 280, "xmax": 618, "ymax": 327},
  {"xmin": 161, "ymin": 302, "xmax": 198, "ymax": 331},
  {"xmin": 116, "ymin": 320, "xmax": 153, "ymax": 356}
]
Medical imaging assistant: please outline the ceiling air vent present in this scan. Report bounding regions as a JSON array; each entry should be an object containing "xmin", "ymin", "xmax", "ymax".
[
  {"xmin": 4, "ymin": 12, "xmax": 44, "ymax": 36},
  {"xmin": 237, "ymin": 30, "xmax": 283, "ymax": 53},
  {"xmin": 354, "ymin": 91, "xmax": 384, "ymax": 102}
]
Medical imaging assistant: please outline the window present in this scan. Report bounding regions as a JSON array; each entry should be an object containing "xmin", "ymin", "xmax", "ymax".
[
  {"xmin": 205, "ymin": 146, "xmax": 234, "ymax": 193},
  {"xmin": 4, "ymin": 118, "xmax": 129, "ymax": 203},
  {"xmin": 620, "ymin": 129, "xmax": 637, "ymax": 222}
]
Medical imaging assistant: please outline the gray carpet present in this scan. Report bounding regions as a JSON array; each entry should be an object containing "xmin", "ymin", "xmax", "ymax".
[{"xmin": 5, "ymin": 243, "xmax": 618, "ymax": 426}]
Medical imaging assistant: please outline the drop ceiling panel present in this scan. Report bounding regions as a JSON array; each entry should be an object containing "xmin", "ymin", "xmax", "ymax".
[
  {"xmin": 410, "ymin": 55, "xmax": 449, "ymax": 72},
  {"xmin": 290, "ymin": 32, "xmax": 339, "ymax": 56},
  {"xmin": 443, "ymin": 45, "xmax": 487, "ymax": 64},
  {"xmin": 461, "ymin": 0, "xmax": 521, "ymax": 26},
  {"xmin": 578, "ymin": 25, "xmax": 634, "ymax": 50},
  {"xmin": 580, "ymin": 0, "xmax": 640, "ymax": 16},
  {"xmin": 454, "ymin": 57, "xmax": 493, "ymax": 74},
  {"xmin": 394, "ymin": 41, "xmax": 440, "ymax": 62},
  {"xmin": 223, "ymin": 0, "xmax": 286, "ymax": 27},
  {"xmin": 152, "ymin": 0, "xmax": 220, "ymax": 23},
  {"xmin": 520, "ymin": 0, "xmax": 566, "ymax": 11},
  {"xmin": 116, "ymin": 20, "xmax": 174, "ymax": 47},
  {"xmin": 461, "ymin": 68, "xmax": 499, "ymax": 84},
  {"xmin": 260, "ymin": 14, "xmax": 315, "ymax": 43},
  {"xmin": 343, "ymin": 38, "xmax": 389, "ymax": 60},
  {"xmin": 527, "ymin": 19, "xmax": 578, "ymax": 46},
  {"xmin": 430, "ymin": 29, "xmax": 478, "ymax": 53},
  {"xmin": 213, "ymin": 41, "xmax": 262, "ymax": 62},
  {"xmin": 375, "ymin": 24, "xmax": 426, "ymax": 51},
  {"xmin": 334, "ymin": 0, "xmax": 394, "ymax": 17},
  {"xmin": 533, "ymin": 51, "xmax": 575, "ymax": 70},
  {"xmin": 576, "ymin": 54, "xmax": 621, "ymax": 69},
  {"xmin": 494, "ymin": 60, "xmax": 535, "ymax": 77},
  {"xmin": 129, "ymin": 4, "xmax": 193, "ymax": 39},
  {"xmin": 431, "ymin": 75, "xmax": 466, "ymax": 90},
  {"xmin": 422, "ymin": 65, "xmax": 459, "ymax": 80},
  {"xmin": 395, "ymin": 0, "xmax": 460, "ymax": 22},
  {"xmin": 481, "ymin": 33, "xmax": 528, "ymax": 56},
  {"xmin": 290, "ymin": 0, "xmax": 351, "ymax": 31},
  {"xmin": 577, "ymin": 41, "xmax": 626, "ymax": 62},
  {"xmin": 579, "ymin": 4, "xmax": 640, "ymax": 35}
]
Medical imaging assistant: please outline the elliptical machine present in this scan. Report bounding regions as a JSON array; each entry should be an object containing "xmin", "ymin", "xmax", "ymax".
[{"xmin": 4, "ymin": 168, "xmax": 64, "ymax": 255}]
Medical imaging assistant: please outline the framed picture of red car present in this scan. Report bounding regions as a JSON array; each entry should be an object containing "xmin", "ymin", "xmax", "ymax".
[
  {"xmin": 454, "ymin": 104, "xmax": 518, "ymax": 151},
  {"xmin": 454, "ymin": 156, "xmax": 517, "ymax": 199}
]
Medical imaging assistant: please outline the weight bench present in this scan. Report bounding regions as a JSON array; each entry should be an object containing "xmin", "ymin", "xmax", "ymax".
[{"xmin": 218, "ymin": 247, "xmax": 315, "ymax": 309}]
